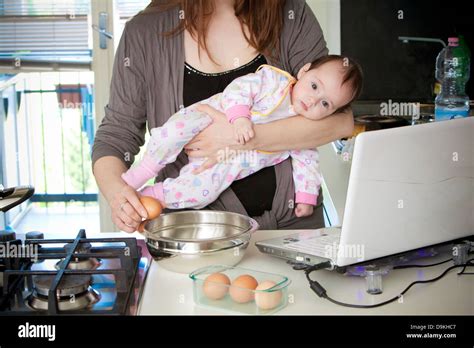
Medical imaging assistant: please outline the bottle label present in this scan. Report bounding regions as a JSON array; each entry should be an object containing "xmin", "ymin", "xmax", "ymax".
[{"xmin": 435, "ymin": 106, "xmax": 469, "ymax": 121}]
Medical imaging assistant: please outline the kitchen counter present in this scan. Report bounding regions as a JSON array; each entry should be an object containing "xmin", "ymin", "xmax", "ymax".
[{"xmin": 138, "ymin": 229, "xmax": 473, "ymax": 315}]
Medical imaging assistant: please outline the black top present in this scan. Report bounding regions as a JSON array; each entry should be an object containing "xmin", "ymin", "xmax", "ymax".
[{"xmin": 183, "ymin": 54, "xmax": 276, "ymax": 216}]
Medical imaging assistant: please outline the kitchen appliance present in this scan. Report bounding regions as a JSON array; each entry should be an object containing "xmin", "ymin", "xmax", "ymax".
[
  {"xmin": 0, "ymin": 229, "xmax": 152, "ymax": 315},
  {"xmin": 353, "ymin": 115, "xmax": 409, "ymax": 132},
  {"xmin": 142, "ymin": 211, "xmax": 259, "ymax": 273},
  {"xmin": 0, "ymin": 185, "xmax": 34, "ymax": 212},
  {"xmin": 334, "ymin": 115, "xmax": 410, "ymax": 154},
  {"xmin": 257, "ymin": 117, "xmax": 474, "ymax": 268}
]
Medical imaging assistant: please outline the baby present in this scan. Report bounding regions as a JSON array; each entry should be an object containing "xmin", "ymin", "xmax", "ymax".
[{"xmin": 122, "ymin": 55, "xmax": 363, "ymax": 218}]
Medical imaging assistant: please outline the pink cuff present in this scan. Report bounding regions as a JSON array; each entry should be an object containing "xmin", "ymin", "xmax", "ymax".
[
  {"xmin": 295, "ymin": 192, "xmax": 318, "ymax": 205},
  {"xmin": 226, "ymin": 105, "xmax": 251, "ymax": 124},
  {"xmin": 121, "ymin": 154, "xmax": 164, "ymax": 189},
  {"xmin": 142, "ymin": 154, "xmax": 164, "ymax": 172}
]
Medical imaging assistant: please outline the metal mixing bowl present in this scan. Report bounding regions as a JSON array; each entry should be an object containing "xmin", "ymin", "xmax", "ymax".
[{"xmin": 142, "ymin": 211, "xmax": 259, "ymax": 273}]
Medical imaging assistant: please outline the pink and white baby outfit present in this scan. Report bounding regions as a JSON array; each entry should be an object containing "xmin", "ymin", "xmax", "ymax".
[{"xmin": 122, "ymin": 65, "xmax": 322, "ymax": 210}]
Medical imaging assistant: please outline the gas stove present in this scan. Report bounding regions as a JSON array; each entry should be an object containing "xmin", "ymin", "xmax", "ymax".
[{"xmin": 0, "ymin": 229, "xmax": 151, "ymax": 315}]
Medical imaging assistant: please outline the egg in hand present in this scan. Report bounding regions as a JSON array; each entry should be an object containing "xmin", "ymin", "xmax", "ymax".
[
  {"xmin": 140, "ymin": 196, "xmax": 162, "ymax": 219},
  {"xmin": 137, "ymin": 196, "xmax": 163, "ymax": 232}
]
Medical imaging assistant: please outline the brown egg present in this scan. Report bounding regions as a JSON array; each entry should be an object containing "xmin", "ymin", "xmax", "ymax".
[
  {"xmin": 139, "ymin": 196, "xmax": 162, "ymax": 220},
  {"xmin": 137, "ymin": 221, "xmax": 147, "ymax": 233},
  {"xmin": 255, "ymin": 280, "xmax": 282, "ymax": 310},
  {"xmin": 203, "ymin": 273, "xmax": 231, "ymax": 300},
  {"xmin": 229, "ymin": 274, "xmax": 258, "ymax": 303}
]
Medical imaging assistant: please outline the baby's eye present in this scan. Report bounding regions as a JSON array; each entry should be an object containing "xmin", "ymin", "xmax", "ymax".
[
  {"xmin": 311, "ymin": 82, "xmax": 317, "ymax": 90},
  {"xmin": 321, "ymin": 101, "xmax": 329, "ymax": 108}
]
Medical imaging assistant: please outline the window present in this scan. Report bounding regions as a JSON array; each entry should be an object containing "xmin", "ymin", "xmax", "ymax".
[
  {"xmin": 0, "ymin": 0, "xmax": 91, "ymax": 70},
  {"xmin": 0, "ymin": 0, "xmax": 150, "ymax": 71}
]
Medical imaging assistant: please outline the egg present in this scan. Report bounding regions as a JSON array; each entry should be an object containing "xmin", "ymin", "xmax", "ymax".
[
  {"xmin": 203, "ymin": 273, "xmax": 231, "ymax": 300},
  {"xmin": 254, "ymin": 280, "xmax": 282, "ymax": 310},
  {"xmin": 229, "ymin": 274, "xmax": 258, "ymax": 303},
  {"xmin": 137, "ymin": 221, "xmax": 147, "ymax": 233},
  {"xmin": 140, "ymin": 196, "xmax": 162, "ymax": 220}
]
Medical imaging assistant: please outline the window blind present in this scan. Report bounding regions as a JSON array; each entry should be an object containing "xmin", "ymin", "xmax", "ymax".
[
  {"xmin": 116, "ymin": 0, "xmax": 150, "ymax": 20},
  {"xmin": 0, "ymin": 0, "xmax": 150, "ymax": 70},
  {"xmin": 116, "ymin": 0, "xmax": 150, "ymax": 34}
]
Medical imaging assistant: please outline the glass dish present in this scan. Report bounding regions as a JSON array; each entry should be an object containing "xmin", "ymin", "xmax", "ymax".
[{"xmin": 189, "ymin": 265, "xmax": 291, "ymax": 315}]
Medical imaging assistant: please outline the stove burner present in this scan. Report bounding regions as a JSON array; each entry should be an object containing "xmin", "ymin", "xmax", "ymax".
[
  {"xmin": 65, "ymin": 242, "xmax": 92, "ymax": 254},
  {"xmin": 27, "ymin": 274, "xmax": 100, "ymax": 311},
  {"xmin": 1, "ymin": 229, "xmax": 151, "ymax": 315},
  {"xmin": 33, "ymin": 274, "xmax": 92, "ymax": 297},
  {"xmin": 56, "ymin": 242, "xmax": 101, "ymax": 270},
  {"xmin": 55, "ymin": 257, "xmax": 101, "ymax": 271}
]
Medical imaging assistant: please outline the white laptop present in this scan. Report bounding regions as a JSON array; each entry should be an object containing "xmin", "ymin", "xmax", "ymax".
[{"xmin": 256, "ymin": 117, "xmax": 474, "ymax": 269}]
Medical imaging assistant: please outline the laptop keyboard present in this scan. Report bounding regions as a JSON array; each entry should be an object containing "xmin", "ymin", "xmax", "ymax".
[{"xmin": 285, "ymin": 233, "xmax": 340, "ymax": 257}]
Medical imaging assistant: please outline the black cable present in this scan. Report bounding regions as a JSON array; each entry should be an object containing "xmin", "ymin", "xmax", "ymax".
[
  {"xmin": 305, "ymin": 258, "xmax": 474, "ymax": 309},
  {"xmin": 393, "ymin": 244, "xmax": 473, "ymax": 269},
  {"xmin": 457, "ymin": 258, "xmax": 474, "ymax": 275},
  {"xmin": 301, "ymin": 261, "xmax": 332, "ymax": 272},
  {"xmin": 393, "ymin": 258, "xmax": 452, "ymax": 269}
]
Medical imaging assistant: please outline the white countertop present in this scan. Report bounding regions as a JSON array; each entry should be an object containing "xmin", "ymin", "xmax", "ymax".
[{"xmin": 138, "ymin": 229, "xmax": 474, "ymax": 315}]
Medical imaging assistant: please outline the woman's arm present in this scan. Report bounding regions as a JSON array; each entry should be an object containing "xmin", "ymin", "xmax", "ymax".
[
  {"xmin": 185, "ymin": 104, "xmax": 354, "ymax": 173},
  {"xmin": 93, "ymin": 156, "xmax": 148, "ymax": 233},
  {"xmin": 187, "ymin": 104, "xmax": 354, "ymax": 152},
  {"xmin": 249, "ymin": 109, "xmax": 355, "ymax": 152},
  {"xmin": 91, "ymin": 20, "xmax": 149, "ymax": 232}
]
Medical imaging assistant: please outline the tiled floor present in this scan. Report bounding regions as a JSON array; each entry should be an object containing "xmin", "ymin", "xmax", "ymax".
[{"xmin": 13, "ymin": 203, "xmax": 101, "ymax": 236}]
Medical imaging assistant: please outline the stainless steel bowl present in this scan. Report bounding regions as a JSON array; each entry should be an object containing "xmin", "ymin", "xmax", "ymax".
[{"xmin": 142, "ymin": 211, "xmax": 259, "ymax": 273}]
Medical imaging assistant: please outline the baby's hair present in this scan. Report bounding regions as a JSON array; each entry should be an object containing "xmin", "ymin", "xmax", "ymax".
[{"xmin": 309, "ymin": 54, "xmax": 363, "ymax": 113}]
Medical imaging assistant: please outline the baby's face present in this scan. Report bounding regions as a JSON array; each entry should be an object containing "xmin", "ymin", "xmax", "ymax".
[{"xmin": 291, "ymin": 60, "xmax": 354, "ymax": 120}]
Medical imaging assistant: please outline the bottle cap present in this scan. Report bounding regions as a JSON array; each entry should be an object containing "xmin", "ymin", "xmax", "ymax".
[{"xmin": 448, "ymin": 37, "xmax": 459, "ymax": 46}]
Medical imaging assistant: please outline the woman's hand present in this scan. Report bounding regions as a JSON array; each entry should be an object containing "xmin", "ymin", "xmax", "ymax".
[
  {"xmin": 185, "ymin": 104, "xmax": 241, "ymax": 174},
  {"xmin": 109, "ymin": 183, "xmax": 148, "ymax": 233}
]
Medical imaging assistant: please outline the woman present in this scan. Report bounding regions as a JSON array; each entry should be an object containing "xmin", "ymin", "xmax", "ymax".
[{"xmin": 92, "ymin": 0, "xmax": 354, "ymax": 233}]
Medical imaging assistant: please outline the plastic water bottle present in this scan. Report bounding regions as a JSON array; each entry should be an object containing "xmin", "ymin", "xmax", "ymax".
[{"xmin": 434, "ymin": 37, "xmax": 470, "ymax": 121}]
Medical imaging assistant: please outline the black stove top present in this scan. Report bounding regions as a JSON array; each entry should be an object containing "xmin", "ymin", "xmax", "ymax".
[{"xmin": 0, "ymin": 229, "xmax": 151, "ymax": 315}]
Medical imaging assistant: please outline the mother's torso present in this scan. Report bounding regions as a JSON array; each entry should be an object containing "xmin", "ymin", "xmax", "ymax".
[{"xmin": 183, "ymin": 5, "xmax": 259, "ymax": 74}]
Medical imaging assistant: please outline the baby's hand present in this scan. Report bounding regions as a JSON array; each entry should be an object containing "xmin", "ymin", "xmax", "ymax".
[
  {"xmin": 233, "ymin": 118, "xmax": 254, "ymax": 144},
  {"xmin": 295, "ymin": 203, "xmax": 314, "ymax": 217}
]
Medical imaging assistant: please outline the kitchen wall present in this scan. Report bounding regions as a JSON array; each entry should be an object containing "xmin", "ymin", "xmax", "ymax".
[
  {"xmin": 308, "ymin": 0, "xmax": 473, "ymax": 102},
  {"xmin": 340, "ymin": 0, "xmax": 473, "ymax": 102}
]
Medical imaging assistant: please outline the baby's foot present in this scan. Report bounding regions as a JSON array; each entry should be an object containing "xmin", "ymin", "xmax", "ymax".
[{"xmin": 139, "ymin": 183, "xmax": 166, "ymax": 208}]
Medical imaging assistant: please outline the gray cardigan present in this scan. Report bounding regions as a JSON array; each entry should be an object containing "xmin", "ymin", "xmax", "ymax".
[{"xmin": 92, "ymin": 0, "xmax": 329, "ymax": 229}]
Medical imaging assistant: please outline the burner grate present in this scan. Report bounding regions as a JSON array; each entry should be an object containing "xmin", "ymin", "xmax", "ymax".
[{"xmin": 0, "ymin": 229, "xmax": 151, "ymax": 315}]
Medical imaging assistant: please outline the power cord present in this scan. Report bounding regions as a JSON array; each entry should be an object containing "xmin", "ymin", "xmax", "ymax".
[
  {"xmin": 304, "ymin": 258, "xmax": 474, "ymax": 308},
  {"xmin": 393, "ymin": 258, "xmax": 452, "ymax": 269}
]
